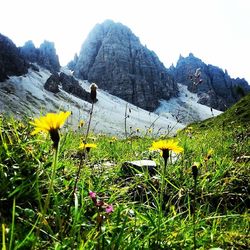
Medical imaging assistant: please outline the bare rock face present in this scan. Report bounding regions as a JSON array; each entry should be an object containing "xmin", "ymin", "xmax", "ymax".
[
  {"xmin": 20, "ymin": 40, "xmax": 60, "ymax": 73},
  {"xmin": 0, "ymin": 33, "xmax": 28, "ymax": 82},
  {"xmin": 44, "ymin": 74, "xmax": 60, "ymax": 93},
  {"xmin": 171, "ymin": 53, "xmax": 250, "ymax": 111},
  {"xmin": 72, "ymin": 20, "xmax": 178, "ymax": 111},
  {"xmin": 44, "ymin": 72, "xmax": 91, "ymax": 102}
]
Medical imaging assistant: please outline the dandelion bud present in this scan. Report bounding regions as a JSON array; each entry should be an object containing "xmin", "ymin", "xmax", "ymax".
[
  {"xmin": 192, "ymin": 162, "xmax": 200, "ymax": 181},
  {"xmin": 162, "ymin": 149, "xmax": 170, "ymax": 163},
  {"xmin": 50, "ymin": 129, "xmax": 60, "ymax": 149},
  {"xmin": 90, "ymin": 83, "xmax": 98, "ymax": 102}
]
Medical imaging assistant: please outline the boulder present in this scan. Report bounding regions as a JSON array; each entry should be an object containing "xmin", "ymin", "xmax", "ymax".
[{"xmin": 122, "ymin": 160, "xmax": 157, "ymax": 175}]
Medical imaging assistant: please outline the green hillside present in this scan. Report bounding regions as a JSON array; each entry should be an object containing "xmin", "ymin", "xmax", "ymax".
[
  {"xmin": 0, "ymin": 95, "xmax": 249, "ymax": 249},
  {"xmin": 195, "ymin": 92, "xmax": 250, "ymax": 129}
]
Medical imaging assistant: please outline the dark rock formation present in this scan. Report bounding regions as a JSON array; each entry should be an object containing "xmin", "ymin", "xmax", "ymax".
[
  {"xmin": 0, "ymin": 33, "xmax": 28, "ymax": 82},
  {"xmin": 171, "ymin": 53, "xmax": 250, "ymax": 111},
  {"xmin": 72, "ymin": 20, "xmax": 177, "ymax": 111},
  {"xmin": 38, "ymin": 41, "xmax": 60, "ymax": 73},
  {"xmin": 60, "ymin": 73, "xmax": 92, "ymax": 102},
  {"xmin": 44, "ymin": 74, "xmax": 60, "ymax": 93},
  {"xmin": 44, "ymin": 72, "xmax": 91, "ymax": 102},
  {"xmin": 20, "ymin": 40, "xmax": 38, "ymax": 63},
  {"xmin": 20, "ymin": 40, "xmax": 60, "ymax": 73}
]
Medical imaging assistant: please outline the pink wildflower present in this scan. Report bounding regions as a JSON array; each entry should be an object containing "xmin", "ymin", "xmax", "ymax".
[
  {"xmin": 105, "ymin": 205, "xmax": 114, "ymax": 214},
  {"xmin": 89, "ymin": 191, "xmax": 96, "ymax": 199}
]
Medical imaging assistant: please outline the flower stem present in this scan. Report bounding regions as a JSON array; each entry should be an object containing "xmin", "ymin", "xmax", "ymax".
[
  {"xmin": 36, "ymin": 141, "xmax": 60, "ymax": 238},
  {"xmin": 84, "ymin": 101, "xmax": 94, "ymax": 143},
  {"xmin": 157, "ymin": 156, "xmax": 168, "ymax": 246},
  {"xmin": 193, "ymin": 178, "xmax": 197, "ymax": 249},
  {"xmin": 70, "ymin": 101, "xmax": 94, "ymax": 217},
  {"xmin": 44, "ymin": 142, "xmax": 60, "ymax": 215}
]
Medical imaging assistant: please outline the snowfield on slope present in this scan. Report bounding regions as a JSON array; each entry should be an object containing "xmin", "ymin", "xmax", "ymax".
[
  {"xmin": 0, "ymin": 66, "xmax": 186, "ymax": 136},
  {"xmin": 155, "ymin": 84, "xmax": 222, "ymax": 124}
]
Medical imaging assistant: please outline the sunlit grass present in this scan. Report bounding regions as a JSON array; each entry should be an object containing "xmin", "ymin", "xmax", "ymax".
[{"xmin": 0, "ymin": 93, "xmax": 249, "ymax": 249}]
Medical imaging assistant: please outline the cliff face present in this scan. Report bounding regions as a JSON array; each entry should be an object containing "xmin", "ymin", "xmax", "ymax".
[
  {"xmin": 20, "ymin": 40, "xmax": 60, "ymax": 73},
  {"xmin": 72, "ymin": 20, "xmax": 178, "ymax": 111},
  {"xmin": 171, "ymin": 53, "xmax": 250, "ymax": 111},
  {"xmin": 0, "ymin": 33, "xmax": 28, "ymax": 82}
]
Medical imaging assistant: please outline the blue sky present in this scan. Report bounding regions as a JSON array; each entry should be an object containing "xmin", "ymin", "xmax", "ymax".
[{"xmin": 1, "ymin": 0, "xmax": 250, "ymax": 83}]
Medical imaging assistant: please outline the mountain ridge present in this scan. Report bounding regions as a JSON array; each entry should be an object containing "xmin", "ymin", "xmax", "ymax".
[
  {"xmin": 68, "ymin": 20, "xmax": 249, "ymax": 112},
  {"xmin": 0, "ymin": 20, "xmax": 249, "ymax": 128},
  {"xmin": 171, "ymin": 53, "xmax": 250, "ymax": 111},
  {"xmin": 71, "ymin": 19, "xmax": 178, "ymax": 112}
]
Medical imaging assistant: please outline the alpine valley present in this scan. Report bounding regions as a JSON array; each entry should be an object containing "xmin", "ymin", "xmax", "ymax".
[{"xmin": 1, "ymin": 20, "xmax": 249, "ymax": 135}]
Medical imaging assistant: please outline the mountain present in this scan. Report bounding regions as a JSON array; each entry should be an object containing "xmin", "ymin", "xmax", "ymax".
[
  {"xmin": 70, "ymin": 20, "xmax": 178, "ymax": 112},
  {"xmin": 1, "ymin": 26, "xmax": 248, "ymax": 135},
  {"xmin": 70, "ymin": 20, "xmax": 249, "ymax": 112},
  {"xmin": 155, "ymin": 83, "xmax": 222, "ymax": 124},
  {"xmin": 20, "ymin": 40, "xmax": 60, "ymax": 73},
  {"xmin": 0, "ymin": 66, "xmax": 185, "ymax": 136},
  {"xmin": 170, "ymin": 53, "xmax": 250, "ymax": 111},
  {"xmin": 0, "ymin": 33, "xmax": 60, "ymax": 83},
  {"xmin": 0, "ymin": 33, "xmax": 28, "ymax": 81}
]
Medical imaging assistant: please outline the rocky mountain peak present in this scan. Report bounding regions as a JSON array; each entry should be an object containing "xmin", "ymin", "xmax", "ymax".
[
  {"xmin": 39, "ymin": 41, "xmax": 60, "ymax": 72},
  {"xmin": 20, "ymin": 40, "xmax": 60, "ymax": 73},
  {"xmin": 0, "ymin": 33, "xmax": 28, "ymax": 82},
  {"xmin": 71, "ymin": 20, "xmax": 178, "ymax": 111},
  {"xmin": 171, "ymin": 53, "xmax": 250, "ymax": 111}
]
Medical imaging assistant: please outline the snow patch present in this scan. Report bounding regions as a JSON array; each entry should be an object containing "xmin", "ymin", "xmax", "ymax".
[
  {"xmin": 155, "ymin": 84, "xmax": 222, "ymax": 124},
  {"xmin": 0, "ymin": 66, "xmax": 185, "ymax": 136}
]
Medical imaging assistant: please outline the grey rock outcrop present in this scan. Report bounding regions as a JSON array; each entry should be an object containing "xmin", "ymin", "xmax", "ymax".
[
  {"xmin": 20, "ymin": 40, "xmax": 60, "ymax": 73},
  {"xmin": 171, "ymin": 53, "xmax": 250, "ymax": 111},
  {"xmin": 72, "ymin": 20, "xmax": 177, "ymax": 111},
  {"xmin": 44, "ymin": 74, "xmax": 60, "ymax": 93},
  {"xmin": 20, "ymin": 40, "xmax": 38, "ymax": 63},
  {"xmin": 0, "ymin": 33, "xmax": 28, "ymax": 82},
  {"xmin": 44, "ymin": 72, "xmax": 91, "ymax": 102},
  {"xmin": 38, "ymin": 41, "xmax": 60, "ymax": 73}
]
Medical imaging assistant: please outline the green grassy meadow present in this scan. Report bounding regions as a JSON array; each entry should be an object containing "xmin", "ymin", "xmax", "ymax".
[{"xmin": 0, "ymin": 94, "xmax": 249, "ymax": 249}]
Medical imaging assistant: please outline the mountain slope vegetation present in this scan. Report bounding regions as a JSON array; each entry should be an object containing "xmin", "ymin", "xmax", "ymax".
[{"xmin": 0, "ymin": 92, "xmax": 249, "ymax": 249}]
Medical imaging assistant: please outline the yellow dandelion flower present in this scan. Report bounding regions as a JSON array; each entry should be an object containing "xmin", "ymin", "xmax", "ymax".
[
  {"xmin": 147, "ymin": 128, "xmax": 153, "ymax": 133},
  {"xmin": 205, "ymin": 149, "xmax": 214, "ymax": 161},
  {"xmin": 30, "ymin": 111, "xmax": 71, "ymax": 148},
  {"xmin": 79, "ymin": 142, "xmax": 97, "ymax": 151},
  {"xmin": 110, "ymin": 136, "xmax": 117, "ymax": 143},
  {"xmin": 111, "ymin": 136, "xmax": 117, "ymax": 141},
  {"xmin": 207, "ymin": 149, "xmax": 214, "ymax": 156},
  {"xmin": 78, "ymin": 120, "xmax": 85, "ymax": 128},
  {"xmin": 150, "ymin": 139, "xmax": 183, "ymax": 163},
  {"xmin": 30, "ymin": 111, "xmax": 71, "ymax": 135},
  {"xmin": 150, "ymin": 139, "xmax": 184, "ymax": 154}
]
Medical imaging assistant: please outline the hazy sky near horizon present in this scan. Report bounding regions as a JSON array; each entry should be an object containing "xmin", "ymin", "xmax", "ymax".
[{"xmin": 1, "ymin": 0, "xmax": 250, "ymax": 83}]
